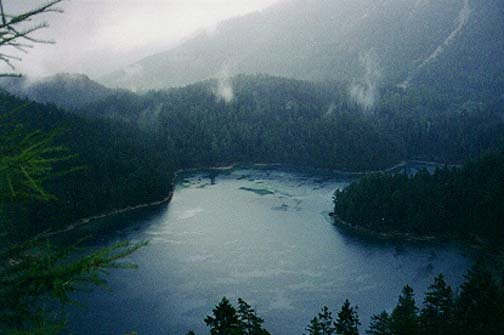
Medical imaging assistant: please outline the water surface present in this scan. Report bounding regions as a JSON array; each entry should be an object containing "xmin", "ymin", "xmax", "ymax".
[{"xmin": 68, "ymin": 166, "xmax": 471, "ymax": 335}]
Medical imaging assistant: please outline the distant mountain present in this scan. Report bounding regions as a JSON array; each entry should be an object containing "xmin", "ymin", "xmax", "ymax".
[
  {"xmin": 100, "ymin": 0, "xmax": 504, "ymax": 97},
  {"xmin": 64, "ymin": 73, "xmax": 504, "ymax": 170},
  {"xmin": 0, "ymin": 73, "xmax": 113, "ymax": 111}
]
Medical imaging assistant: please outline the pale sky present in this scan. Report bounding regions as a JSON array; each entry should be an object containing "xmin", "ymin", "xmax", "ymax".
[{"xmin": 0, "ymin": 0, "xmax": 283, "ymax": 79}]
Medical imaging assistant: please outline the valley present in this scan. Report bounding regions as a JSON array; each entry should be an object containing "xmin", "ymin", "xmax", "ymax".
[
  {"xmin": 64, "ymin": 167, "xmax": 472, "ymax": 335},
  {"xmin": 1, "ymin": 0, "xmax": 504, "ymax": 334}
]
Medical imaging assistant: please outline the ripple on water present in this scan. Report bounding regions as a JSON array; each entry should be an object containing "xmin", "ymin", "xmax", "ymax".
[{"xmin": 68, "ymin": 167, "xmax": 472, "ymax": 335}]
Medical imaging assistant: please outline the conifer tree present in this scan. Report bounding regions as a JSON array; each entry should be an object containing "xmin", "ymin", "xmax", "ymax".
[
  {"xmin": 205, "ymin": 297, "xmax": 241, "ymax": 335},
  {"xmin": 366, "ymin": 311, "xmax": 391, "ymax": 335},
  {"xmin": 318, "ymin": 306, "xmax": 336, "ymax": 335},
  {"xmin": 334, "ymin": 300, "xmax": 360, "ymax": 335},
  {"xmin": 0, "ymin": 1, "xmax": 146, "ymax": 333},
  {"xmin": 305, "ymin": 316, "xmax": 322, "ymax": 335},
  {"xmin": 454, "ymin": 262, "xmax": 504, "ymax": 335},
  {"xmin": 419, "ymin": 274, "xmax": 454, "ymax": 335},
  {"xmin": 390, "ymin": 285, "xmax": 418, "ymax": 335},
  {"xmin": 237, "ymin": 298, "xmax": 270, "ymax": 335}
]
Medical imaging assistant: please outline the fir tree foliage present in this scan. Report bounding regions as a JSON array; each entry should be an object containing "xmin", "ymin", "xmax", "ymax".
[
  {"xmin": 305, "ymin": 316, "xmax": 323, "ymax": 335},
  {"xmin": 205, "ymin": 298, "xmax": 271, "ymax": 335},
  {"xmin": 454, "ymin": 261, "xmax": 504, "ymax": 335},
  {"xmin": 390, "ymin": 285, "xmax": 418, "ymax": 335},
  {"xmin": 419, "ymin": 274, "xmax": 454, "ymax": 335},
  {"xmin": 318, "ymin": 306, "xmax": 336, "ymax": 335},
  {"xmin": 205, "ymin": 297, "xmax": 242, "ymax": 335},
  {"xmin": 333, "ymin": 151, "xmax": 504, "ymax": 245},
  {"xmin": 237, "ymin": 298, "xmax": 270, "ymax": 335},
  {"xmin": 202, "ymin": 268, "xmax": 504, "ymax": 335},
  {"xmin": 366, "ymin": 311, "xmax": 391, "ymax": 335},
  {"xmin": 0, "ymin": 2, "xmax": 147, "ymax": 333},
  {"xmin": 334, "ymin": 299, "xmax": 360, "ymax": 335}
]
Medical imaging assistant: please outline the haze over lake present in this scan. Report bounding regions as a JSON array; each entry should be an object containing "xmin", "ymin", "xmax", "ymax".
[{"xmin": 67, "ymin": 166, "xmax": 471, "ymax": 335}]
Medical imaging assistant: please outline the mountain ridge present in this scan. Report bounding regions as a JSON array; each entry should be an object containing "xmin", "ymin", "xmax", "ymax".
[{"xmin": 99, "ymin": 0, "xmax": 504, "ymax": 97}]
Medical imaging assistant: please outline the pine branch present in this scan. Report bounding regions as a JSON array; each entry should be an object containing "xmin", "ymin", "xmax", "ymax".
[{"xmin": 0, "ymin": 0, "xmax": 64, "ymax": 76}]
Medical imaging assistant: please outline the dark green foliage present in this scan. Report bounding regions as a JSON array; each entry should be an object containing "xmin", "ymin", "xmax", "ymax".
[
  {"xmin": 334, "ymin": 300, "xmax": 360, "ymax": 335},
  {"xmin": 305, "ymin": 306, "xmax": 336, "ymax": 335},
  {"xmin": 305, "ymin": 317, "xmax": 323, "ymax": 335},
  {"xmin": 0, "ymin": 102, "xmax": 82, "ymax": 212},
  {"xmin": 454, "ymin": 261, "xmax": 504, "ymax": 335},
  {"xmin": 0, "ymin": 92, "xmax": 174, "ymax": 239},
  {"xmin": 364, "ymin": 265, "xmax": 504, "ymax": 335},
  {"xmin": 150, "ymin": 76, "xmax": 399, "ymax": 172},
  {"xmin": 318, "ymin": 306, "xmax": 336, "ymax": 335},
  {"xmin": 0, "ymin": 237, "xmax": 146, "ymax": 332},
  {"xmin": 366, "ymin": 311, "xmax": 391, "ymax": 335},
  {"xmin": 237, "ymin": 298, "xmax": 270, "ymax": 335},
  {"xmin": 419, "ymin": 274, "xmax": 454, "ymax": 335},
  {"xmin": 3, "ymin": 73, "xmax": 504, "ymax": 238},
  {"xmin": 201, "ymin": 267, "xmax": 504, "ymax": 335},
  {"xmin": 205, "ymin": 297, "xmax": 242, "ymax": 335},
  {"xmin": 0, "ymin": 101, "xmax": 147, "ymax": 333},
  {"xmin": 390, "ymin": 286, "xmax": 418, "ymax": 335},
  {"xmin": 2, "ymin": 74, "xmax": 113, "ymax": 111},
  {"xmin": 205, "ymin": 298, "xmax": 271, "ymax": 335},
  {"xmin": 333, "ymin": 151, "xmax": 504, "ymax": 244},
  {"xmin": 62, "ymin": 75, "xmax": 504, "ymax": 172}
]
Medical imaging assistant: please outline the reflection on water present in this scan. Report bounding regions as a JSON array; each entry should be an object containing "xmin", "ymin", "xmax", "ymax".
[{"xmin": 68, "ymin": 167, "xmax": 472, "ymax": 335}]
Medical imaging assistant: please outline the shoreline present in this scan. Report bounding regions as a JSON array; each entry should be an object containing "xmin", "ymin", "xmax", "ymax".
[
  {"xmin": 329, "ymin": 212, "xmax": 440, "ymax": 242},
  {"xmin": 46, "ymin": 180, "xmax": 177, "ymax": 237},
  {"xmin": 330, "ymin": 212, "xmax": 488, "ymax": 250},
  {"xmin": 49, "ymin": 159, "xmax": 460, "ymax": 237},
  {"xmin": 177, "ymin": 159, "xmax": 458, "ymax": 176}
]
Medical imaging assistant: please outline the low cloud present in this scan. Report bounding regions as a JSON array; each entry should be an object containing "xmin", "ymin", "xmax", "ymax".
[
  {"xmin": 349, "ymin": 50, "xmax": 382, "ymax": 110},
  {"xmin": 213, "ymin": 65, "xmax": 234, "ymax": 103},
  {"xmin": 0, "ymin": 0, "xmax": 281, "ymax": 78}
]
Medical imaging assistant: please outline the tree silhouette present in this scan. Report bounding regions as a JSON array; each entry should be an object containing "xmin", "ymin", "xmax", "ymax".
[
  {"xmin": 318, "ymin": 306, "xmax": 336, "ymax": 335},
  {"xmin": 390, "ymin": 285, "xmax": 418, "ymax": 335},
  {"xmin": 419, "ymin": 274, "xmax": 454, "ymax": 335},
  {"xmin": 0, "ymin": 0, "xmax": 63, "ymax": 77},
  {"xmin": 454, "ymin": 262, "xmax": 504, "ymax": 335},
  {"xmin": 334, "ymin": 300, "xmax": 360, "ymax": 335},
  {"xmin": 305, "ymin": 316, "xmax": 322, "ymax": 335},
  {"xmin": 205, "ymin": 297, "xmax": 242, "ymax": 335},
  {"xmin": 237, "ymin": 298, "xmax": 270, "ymax": 335},
  {"xmin": 366, "ymin": 311, "xmax": 391, "ymax": 335}
]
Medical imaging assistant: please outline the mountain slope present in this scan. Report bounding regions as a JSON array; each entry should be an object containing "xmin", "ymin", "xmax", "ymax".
[
  {"xmin": 5, "ymin": 72, "xmax": 503, "ymax": 173},
  {"xmin": 0, "ymin": 92, "xmax": 174, "ymax": 237},
  {"xmin": 100, "ymin": 0, "xmax": 504, "ymax": 96},
  {"xmin": 0, "ymin": 73, "xmax": 113, "ymax": 111}
]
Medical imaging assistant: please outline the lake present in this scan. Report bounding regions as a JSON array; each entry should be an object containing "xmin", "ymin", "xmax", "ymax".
[{"xmin": 68, "ymin": 166, "xmax": 472, "ymax": 335}]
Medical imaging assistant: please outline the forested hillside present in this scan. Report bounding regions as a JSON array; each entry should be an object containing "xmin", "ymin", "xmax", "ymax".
[
  {"xmin": 75, "ymin": 75, "xmax": 504, "ymax": 170},
  {"xmin": 0, "ymin": 73, "xmax": 114, "ymax": 110},
  {"xmin": 101, "ymin": 0, "xmax": 504, "ymax": 95},
  {"xmin": 333, "ymin": 152, "xmax": 504, "ymax": 244},
  {"xmin": 2, "ymin": 72, "xmax": 501, "ymax": 252},
  {"xmin": 6, "ymin": 74, "xmax": 504, "ymax": 171},
  {"xmin": 2, "ymin": 1, "xmax": 504, "ymax": 334},
  {"xmin": 2, "ymin": 73, "xmax": 504, "ymax": 239},
  {"xmin": 0, "ymin": 92, "xmax": 174, "ymax": 239}
]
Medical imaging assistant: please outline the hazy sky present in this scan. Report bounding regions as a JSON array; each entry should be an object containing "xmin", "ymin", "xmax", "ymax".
[{"xmin": 0, "ymin": 0, "xmax": 283, "ymax": 79}]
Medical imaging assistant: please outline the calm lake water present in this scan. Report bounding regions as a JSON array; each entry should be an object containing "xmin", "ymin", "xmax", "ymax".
[{"xmin": 68, "ymin": 166, "xmax": 472, "ymax": 335}]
